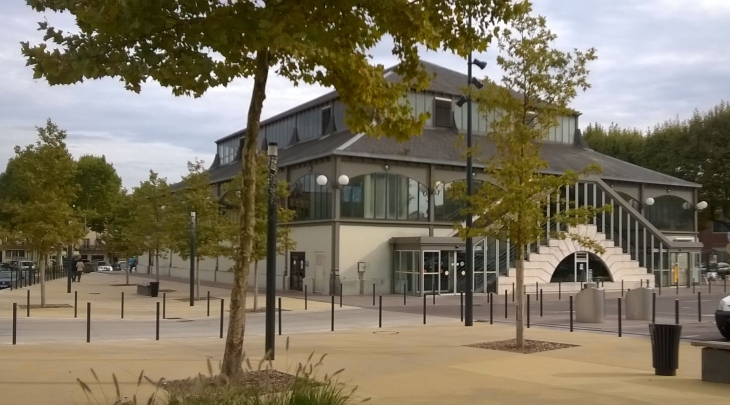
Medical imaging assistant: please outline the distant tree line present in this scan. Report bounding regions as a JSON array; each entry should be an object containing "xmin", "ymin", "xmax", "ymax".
[{"xmin": 584, "ymin": 101, "xmax": 730, "ymax": 226}]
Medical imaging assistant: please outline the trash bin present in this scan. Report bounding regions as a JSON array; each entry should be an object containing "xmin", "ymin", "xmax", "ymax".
[
  {"xmin": 649, "ymin": 323, "xmax": 682, "ymax": 376},
  {"xmin": 149, "ymin": 281, "xmax": 160, "ymax": 298}
]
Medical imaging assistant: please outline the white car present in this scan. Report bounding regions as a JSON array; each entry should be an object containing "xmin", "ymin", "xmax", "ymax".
[
  {"xmin": 716, "ymin": 295, "xmax": 730, "ymax": 339},
  {"xmin": 95, "ymin": 261, "xmax": 113, "ymax": 272}
]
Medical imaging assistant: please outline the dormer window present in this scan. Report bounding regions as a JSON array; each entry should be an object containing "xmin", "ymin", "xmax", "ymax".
[
  {"xmin": 321, "ymin": 106, "xmax": 332, "ymax": 135},
  {"xmin": 433, "ymin": 97, "xmax": 452, "ymax": 128}
]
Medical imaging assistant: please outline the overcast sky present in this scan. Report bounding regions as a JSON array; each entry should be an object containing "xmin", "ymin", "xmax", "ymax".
[{"xmin": 1, "ymin": 0, "xmax": 729, "ymax": 189}]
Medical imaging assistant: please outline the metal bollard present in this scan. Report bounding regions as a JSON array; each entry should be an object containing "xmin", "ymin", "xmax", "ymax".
[
  {"xmin": 677, "ymin": 279, "xmax": 679, "ymax": 295},
  {"xmin": 305, "ymin": 285, "xmax": 308, "ymax": 310},
  {"xmin": 693, "ymin": 282, "xmax": 695, "ymax": 295},
  {"xmin": 698, "ymin": 292, "xmax": 702, "ymax": 323},
  {"xmin": 559, "ymin": 281, "xmax": 562, "ymax": 300},
  {"xmin": 709, "ymin": 280, "xmax": 712, "ymax": 294},
  {"xmin": 527, "ymin": 294, "xmax": 530, "ymax": 328},
  {"xmin": 86, "ymin": 302, "xmax": 91, "ymax": 343},
  {"xmin": 121, "ymin": 292, "xmax": 124, "ymax": 319},
  {"xmin": 504, "ymin": 290, "xmax": 508, "ymax": 319},
  {"xmin": 12, "ymin": 303, "xmax": 17, "ymax": 345},
  {"xmin": 207, "ymin": 291, "xmax": 210, "ymax": 317},
  {"xmin": 621, "ymin": 280, "xmax": 624, "ymax": 297},
  {"xmin": 156, "ymin": 302, "xmax": 160, "ymax": 341},
  {"xmin": 618, "ymin": 297, "xmax": 622, "ymax": 337},
  {"xmin": 536, "ymin": 282, "xmax": 539, "ymax": 301},
  {"xmin": 372, "ymin": 283, "xmax": 375, "ymax": 306},
  {"xmin": 340, "ymin": 283, "xmax": 343, "ymax": 308},
  {"xmin": 652, "ymin": 292, "xmax": 656, "ymax": 324},
  {"xmin": 423, "ymin": 293, "xmax": 426, "ymax": 325},
  {"xmin": 675, "ymin": 299, "xmax": 679, "ymax": 325},
  {"xmin": 331, "ymin": 295, "xmax": 335, "ymax": 332},
  {"xmin": 163, "ymin": 293, "xmax": 166, "ymax": 319},
  {"xmin": 9, "ymin": 271, "xmax": 12, "ymax": 291},
  {"xmin": 659, "ymin": 280, "xmax": 662, "ymax": 295},
  {"xmin": 278, "ymin": 297, "xmax": 282, "ymax": 336},
  {"xmin": 433, "ymin": 285, "xmax": 436, "ymax": 305},
  {"xmin": 220, "ymin": 299, "xmax": 224, "ymax": 338},
  {"xmin": 26, "ymin": 290, "xmax": 30, "ymax": 318},
  {"xmin": 379, "ymin": 295, "xmax": 382, "ymax": 328},
  {"xmin": 569, "ymin": 296, "xmax": 574, "ymax": 332},
  {"xmin": 540, "ymin": 289, "xmax": 543, "ymax": 317},
  {"xmin": 512, "ymin": 282, "xmax": 515, "ymax": 302},
  {"xmin": 460, "ymin": 291, "xmax": 464, "ymax": 322},
  {"xmin": 403, "ymin": 283, "xmax": 407, "ymax": 305},
  {"xmin": 74, "ymin": 291, "xmax": 78, "ymax": 318},
  {"xmin": 489, "ymin": 293, "xmax": 493, "ymax": 325}
]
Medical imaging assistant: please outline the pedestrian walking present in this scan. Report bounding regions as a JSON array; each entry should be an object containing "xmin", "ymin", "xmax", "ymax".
[{"xmin": 75, "ymin": 259, "xmax": 85, "ymax": 282}]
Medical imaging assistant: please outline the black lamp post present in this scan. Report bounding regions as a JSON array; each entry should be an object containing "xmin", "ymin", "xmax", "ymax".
[
  {"xmin": 265, "ymin": 142, "xmax": 278, "ymax": 360},
  {"xmin": 190, "ymin": 211, "xmax": 196, "ymax": 306},
  {"xmin": 456, "ymin": 26, "xmax": 487, "ymax": 327}
]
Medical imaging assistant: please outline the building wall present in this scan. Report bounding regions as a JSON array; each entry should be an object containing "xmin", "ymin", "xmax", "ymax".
[{"xmin": 338, "ymin": 224, "xmax": 429, "ymax": 295}]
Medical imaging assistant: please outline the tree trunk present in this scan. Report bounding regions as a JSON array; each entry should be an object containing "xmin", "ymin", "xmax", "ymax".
[
  {"xmin": 196, "ymin": 257, "xmax": 201, "ymax": 300},
  {"xmin": 56, "ymin": 246, "xmax": 63, "ymax": 278},
  {"xmin": 253, "ymin": 261, "xmax": 259, "ymax": 311},
  {"xmin": 40, "ymin": 254, "xmax": 46, "ymax": 308},
  {"xmin": 515, "ymin": 245, "xmax": 525, "ymax": 348},
  {"xmin": 221, "ymin": 49, "xmax": 270, "ymax": 378}
]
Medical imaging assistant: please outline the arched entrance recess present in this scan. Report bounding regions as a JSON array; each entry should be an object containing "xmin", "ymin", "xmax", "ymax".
[{"xmin": 550, "ymin": 252, "xmax": 613, "ymax": 283}]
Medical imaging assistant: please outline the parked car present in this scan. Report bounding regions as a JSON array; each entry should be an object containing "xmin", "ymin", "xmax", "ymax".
[
  {"xmin": 0, "ymin": 270, "xmax": 11, "ymax": 289},
  {"xmin": 0, "ymin": 263, "xmax": 12, "ymax": 271},
  {"xmin": 95, "ymin": 261, "xmax": 113, "ymax": 272},
  {"xmin": 716, "ymin": 295, "xmax": 730, "ymax": 339}
]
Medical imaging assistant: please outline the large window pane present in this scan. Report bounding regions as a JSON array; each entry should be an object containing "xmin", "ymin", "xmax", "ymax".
[
  {"xmin": 644, "ymin": 195, "xmax": 694, "ymax": 232},
  {"xmin": 435, "ymin": 180, "xmax": 483, "ymax": 221},
  {"xmin": 375, "ymin": 173, "xmax": 387, "ymax": 219},
  {"xmin": 288, "ymin": 174, "xmax": 332, "ymax": 220},
  {"xmin": 341, "ymin": 173, "xmax": 428, "ymax": 221}
]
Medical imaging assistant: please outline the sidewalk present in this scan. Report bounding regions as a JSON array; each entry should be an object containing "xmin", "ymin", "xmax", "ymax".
[
  {"xmin": 0, "ymin": 322, "xmax": 728, "ymax": 404},
  {"xmin": 0, "ymin": 272, "xmax": 336, "ymax": 321}
]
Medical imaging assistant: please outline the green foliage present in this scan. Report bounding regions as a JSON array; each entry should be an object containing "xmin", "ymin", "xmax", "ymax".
[
  {"xmin": 99, "ymin": 190, "xmax": 144, "ymax": 260},
  {"xmin": 584, "ymin": 101, "xmax": 730, "ymax": 226},
  {"xmin": 167, "ymin": 160, "xmax": 227, "ymax": 262},
  {"xmin": 75, "ymin": 155, "xmax": 123, "ymax": 233},
  {"xmin": 128, "ymin": 171, "xmax": 173, "ymax": 270},
  {"xmin": 450, "ymin": 12, "xmax": 601, "ymax": 347}
]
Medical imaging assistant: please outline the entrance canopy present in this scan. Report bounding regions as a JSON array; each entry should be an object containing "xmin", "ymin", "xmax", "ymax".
[{"xmin": 390, "ymin": 236, "xmax": 468, "ymax": 252}]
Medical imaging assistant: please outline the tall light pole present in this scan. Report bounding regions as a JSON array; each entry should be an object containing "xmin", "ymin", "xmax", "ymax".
[
  {"xmin": 265, "ymin": 142, "xmax": 278, "ymax": 360},
  {"xmin": 457, "ymin": 16, "xmax": 487, "ymax": 327},
  {"xmin": 189, "ymin": 211, "xmax": 196, "ymax": 306}
]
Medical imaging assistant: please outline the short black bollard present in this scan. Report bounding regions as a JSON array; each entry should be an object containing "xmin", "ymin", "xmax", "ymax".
[
  {"xmin": 677, "ymin": 279, "xmax": 679, "ymax": 295},
  {"xmin": 536, "ymin": 282, "xmax": 539, "ymax": 301},
  {"xmin": 621, "ymin": 280, "xmax": 624, "ymax": 297},
  {"xmin": 12, "ymin": 303, "xmax": 17, "ymax": 345},
  {"xmin": 659, "ymin": 280, "xmax": 662, "ymax": 295},
  {"xmin": 339, "ymin": 283, "xmax": 343, "ymax": 308},
  {"xmin": 512, "ymin": 282, "xmax": 515, "ymax": 302},
  {"xmin": 559, "ymin": 281, "xmax": 562, "ymax": 300},
  {"xmin": 403, "ymin": 283, "xmax": 407, "ymax": 305},
  {"xmin": 86, "ymin": 302, "xmax": 91, "ymax": 343},
  {"xmin": 693, "ymin": 282, "xmax": 695, "ymax": 295},
  {"xmin": 423, "ymin": 293, "xmax": 426, "ymax": 325},
  {"xmin": 709, "ymin": 280, "xmax": 712, "ymax": 294},
  {"xmin": 675, "ymin": 299, "xmax": 679, "ymax": 325},
  {"xmin": 121, "ymin": 292, "xmax": 124, "ymax": 319},
  {"xmin": 504, "ymin": 290, "xmax": 508, "ymax": 319},
  {"xmin": 220, "ymin": 299, "xmax": 224, "ymax": 338},
  {"xmin": 540, "ymin": 289, "xmax": 543, "ymax": 317},
  {"xmin": 372, "ymin": 283, "xmax": 375, "ymax": 306},
  {"xmin": 618, "ymin": 297, "xmax": 622, "ymax": 337},
  {"xmin": 278, "ymin": 297, "xmax": 282, "ymax": 336},
  {"xmin": 163, "ymin": 293, "xmax": 166, "ymax": 319},
  {"xmin": 581, "ymin": 281, "xmax": 584, "ymax": 290},
  {"xmin": 379, "ymin": 295, "xmax": 382, "ymax": 328},
  {"xmin": 652, "ymin": 292, "xmax": 656, "ymax": 324},
  {"xmin": 9, "ymin": 271, "xmax": 12, "ymax": 291},
  {"xmin": 305, "ymin": 285, "xmax": 308, "ymax": 310},
  {"xmin": 74, "ymin": 291, "xmax": 78, "ymax": 318},
  {"xmin": 460, "ymin": 291, "xmax": 464, "ymax": 322},
  {"xmin": 698, "ymin": 292, "xmax": 702, "ymax": 323},
  {"xmin": 26, "ymin": 290, "xmax": 30, "ymax": 318},
  {"xmin": 489, "ymin": 293, "xmax": 493, "ymax": 324},
  {"xmin": 433, "ymin": 286, "xmax": 436, "ymax": 305},
  {"xmin": 527, "ymin": 294, "xmax": 530, "ymax": 328},
  {"xmin": 331, "ymin": 295, "xmax": 335, "ymax": 332},
  {"xmin": 569, "ymin": 296, "xmax": 574, "ymax": 332},
  {"xmin": 207, "ymin": 291, "xmax": 210, "ymax": 317},
  {"xmin": 156, "ymin": 302, "xmax": 160, "ymax": 341}
]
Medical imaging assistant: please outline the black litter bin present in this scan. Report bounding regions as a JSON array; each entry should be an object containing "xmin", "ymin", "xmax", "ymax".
[
  {"xmin": 150, "ymin": 281, "xmax": 160, "ymax": 297},
  {"xmin": 649, "ymin": 323, "xmax": 682, "ymax": 376}
]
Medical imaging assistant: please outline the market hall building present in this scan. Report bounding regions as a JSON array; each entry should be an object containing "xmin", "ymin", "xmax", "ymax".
[{"xmin": 152, "ymin": 61, "xmax": 705, "ymax": 297}]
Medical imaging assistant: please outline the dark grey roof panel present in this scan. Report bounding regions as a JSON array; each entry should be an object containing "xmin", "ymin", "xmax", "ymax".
[{"xmin": 341, "ymin": 128, "xmax": 699, "ymax": 188}]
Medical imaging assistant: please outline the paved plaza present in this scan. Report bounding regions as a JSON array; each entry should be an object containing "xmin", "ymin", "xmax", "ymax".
[{"xmin": 1, "ymin": 273, "xmax": 729, "ymax": 404}]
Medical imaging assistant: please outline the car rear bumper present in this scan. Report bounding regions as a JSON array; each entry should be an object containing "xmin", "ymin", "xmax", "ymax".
[{"xmin": 716, "ymin": 310, "xmax": 730, "ymax": 329}]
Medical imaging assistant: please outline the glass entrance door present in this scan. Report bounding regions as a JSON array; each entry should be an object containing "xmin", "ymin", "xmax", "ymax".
[
  {"xmin": 423, "ymin": 251, "xmax": 440, "ymax": 295},
  {"xmin": 670, "ymin": 252, "xmax": 690, "ymax": 286}
]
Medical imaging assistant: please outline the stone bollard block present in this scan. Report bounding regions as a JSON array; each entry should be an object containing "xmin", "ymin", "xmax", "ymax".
[{"xmin": 576, "ymin": 287, "xmax": 605, "ymax": 323}]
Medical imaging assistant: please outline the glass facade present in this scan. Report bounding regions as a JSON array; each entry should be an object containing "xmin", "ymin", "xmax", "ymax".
[
  {"xmin": 341, "ymin": 173, "xmax": 428, "ymax": 220},
  {"xmin": 288, "ymin": 174, "xmax": 332, "ymax": 220},
  {"xmin": 394, "ymin": 250, "xmax": 420, "ymax": 295},
  {"xmin": 217, "ymin": 138, "xmax": 238, "ymax": 165},
  {"xmin": 434, "ymin": 180, "xmax": 484, "ymax": 221},
  {"xmin": 644, "ymin": 195, "xmax": 695, "ymax": 232}
]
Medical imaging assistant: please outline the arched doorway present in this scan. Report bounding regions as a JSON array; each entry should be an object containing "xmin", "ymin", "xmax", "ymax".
[{"xmin": 550, "ymin": 252, "xmax": 613, "ymax": 283}]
